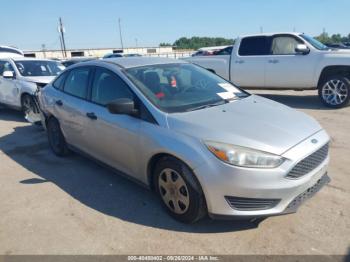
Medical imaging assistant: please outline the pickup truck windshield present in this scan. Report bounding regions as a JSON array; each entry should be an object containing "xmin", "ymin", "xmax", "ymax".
[
  {"xmin": 300, "ymin": 34, "xmax": 329, "ymax": 51},
  {"xmin": 14, "ymin": 60, "xmax": 65, "ymax": 77},
  {"xmin": 125, "ymin": 63, "xmax": 249, "ymax": 113}
]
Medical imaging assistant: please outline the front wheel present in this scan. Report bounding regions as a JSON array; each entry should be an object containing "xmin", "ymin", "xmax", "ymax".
[
  {"xmin": 21, "ymin": 94, "xmax": 41, "ymax": 123},
  {"xmin": 154, "ymin": 157, "xmax": 207, "ymax": 223},
  {"xmin": 318, "ymin": 75, "xmax": 350, "ymax": 108}
]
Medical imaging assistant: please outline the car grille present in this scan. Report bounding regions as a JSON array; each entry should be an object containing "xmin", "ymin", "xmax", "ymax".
[
  {"xmin": 283, "ymin": 173, "xmax": 330, "ymax": 214},
  {"xmin": 225, "ymin": 196, "xmax": 280, "ymax": 211},
  {"xmin": 286, "ymin": 143, "xmax": 329, "ymax": 179}
]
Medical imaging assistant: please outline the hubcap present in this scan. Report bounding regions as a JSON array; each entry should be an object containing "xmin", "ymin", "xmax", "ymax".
[
  {"xmin": 158, "ymin": 168, "xmax": 190, "ymax": 214},
  {"xmin": 322, "ymin": 79, "xmax": 348, "ymax": 106}
]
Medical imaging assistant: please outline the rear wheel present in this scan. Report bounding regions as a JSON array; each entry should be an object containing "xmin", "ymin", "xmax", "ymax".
[
  {"xmin": 47, "ymin": 117, "xmax": 69, "ymax": 157},
  {"xmin": 318, "ymin": 75, "xmax": 350, "ymax": 108},
  {"xmin": 154, "ymin": 157, "xmax": 207, "ymax": 223}
]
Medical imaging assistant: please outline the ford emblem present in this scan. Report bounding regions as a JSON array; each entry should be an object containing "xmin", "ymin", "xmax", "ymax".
[{"xmin": 311, "ymin": 139, "xmax": 318, "ymax": 144}]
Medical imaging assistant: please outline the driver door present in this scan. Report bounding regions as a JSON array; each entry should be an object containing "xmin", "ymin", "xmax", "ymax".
[
  {"xmin": 83, "ymin": 67, "xmax": 142, "ymax": 177},
  {"xmin": 0, "ymin": 61, "xmax": 19, "ymax": 107},
  {"xmin": 265, "ymin": 35, "xmax": 317, "ymax": 88}
]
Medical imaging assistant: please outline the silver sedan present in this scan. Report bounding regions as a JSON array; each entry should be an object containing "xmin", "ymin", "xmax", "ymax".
[{"xmin": 38, "ymin": 57, "xmax": 330, "ymax": 223}]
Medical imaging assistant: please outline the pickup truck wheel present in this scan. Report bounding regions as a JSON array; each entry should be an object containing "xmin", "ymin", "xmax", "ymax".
[
  {"xmin": 47, "ymin": 117, "xmax": 69, "ymax": 157},
  {"xmin": 154, "ymin": 157, "xmax": 207, "ymax": 223},
  {"xmin": 318, "ymin": 76, "xmax": 350, "ymax": 108}
]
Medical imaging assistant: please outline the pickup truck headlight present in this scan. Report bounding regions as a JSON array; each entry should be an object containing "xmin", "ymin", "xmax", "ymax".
[{"xmin": 205, "ymin": 141, "xmax": 285, "ymax": 168}]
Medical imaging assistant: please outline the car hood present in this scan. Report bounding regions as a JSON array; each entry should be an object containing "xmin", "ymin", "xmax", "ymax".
[
  {"xmin": 22, "ymin": 76, "xmax": 56, "ymax": 85},
  {"xmin": 166, "ymin": 95, "xmax": 322, "ymax": 155}
]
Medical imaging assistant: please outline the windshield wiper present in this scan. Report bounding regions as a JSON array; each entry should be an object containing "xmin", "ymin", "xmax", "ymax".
[{"xmin": 186, "ymin": 100, "xmax": 229, "ymax": 112}]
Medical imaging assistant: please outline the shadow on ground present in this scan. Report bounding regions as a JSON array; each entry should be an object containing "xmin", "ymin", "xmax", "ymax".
[
  {"xmin": 256, "ymin": 92, "xmax": 333, "ymax": 110},
  {"xmin": 0, "ymin": 107, "xmax": 26, "ymax": 122},
  {"xmin": 0, "ymin": 110, "xmax": 262, "ymax": 233}
]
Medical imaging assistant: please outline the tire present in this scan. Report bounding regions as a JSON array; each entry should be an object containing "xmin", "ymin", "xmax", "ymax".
[
  {"xmin": 21, "ymin": 94, "xmax": 36, "ymax": 116},
  {"xmin": 318, "ymin": 75, "xmax": 350, "ymax": 108},
  {"xmin": 153, "ymin": 157, "xmax": 207, "ymax": 223},
  {"xmin": 21, "ymin": 94, "xmax": 41, "ymax": 124},
  {"xmin": 47, "ymin": 117, "xmax": 69, "ymax": 157}
]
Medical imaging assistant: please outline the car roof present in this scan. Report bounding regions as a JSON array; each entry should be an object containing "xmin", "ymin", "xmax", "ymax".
[
  {"xmin": 10, "ymin": 57, "xmax": 59, "ymax": 62},
  {"xmin": 98, "ymin": 57, "xmax": 186, "ymax": 69},
  {"xmin": 239, "ymin": 32, "xmax": 303, "ymax": 38}
]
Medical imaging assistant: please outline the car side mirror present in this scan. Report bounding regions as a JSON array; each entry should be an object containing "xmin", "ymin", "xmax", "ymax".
[
  {"xmin": 295, "ymin": 44, "xmax": 310, "ymax": 55},
  {"xmin": 3, "ymin": 71, "xmax": 15, "ymax": 79},
  {"xmin": 107, "ymin": 98, "xmax": 138, "ymax": 116}
]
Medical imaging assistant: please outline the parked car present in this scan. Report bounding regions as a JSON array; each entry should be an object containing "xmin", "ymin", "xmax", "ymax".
[
  {"xmin": 213, "ymin": 46, "xmax": 234, "ymax": 56},
  {"xmin": 62, "ymin": 57, "xmax": 97, "ymax": 68},
  {"xmin": 39, "ymin": 57, "xmax": 330, "ymax": 223},
  {"xmin": 0, "ymin": 45, "xmax": 24, "ymax": 58},
  {"xmin": 0, "ymin": 58, "xmax": 65, "ymax": 122},
  {"xmin": 123, "ymin": 54, "xmax": 142, "ymax": 57},
  {"xmin": 325, "ymin": 43, "xmax": 350, "ymax": 49},
  {"xmin": 186, "ymin": 32, "xmax": 350, "ymax": 108},
  {"xmin": 192, "ymin": 46, "xmax": 230, "ymax": 57},
  {"xmin": 103, "ymin": 53, "xmax": 123, "ymax": 59}
]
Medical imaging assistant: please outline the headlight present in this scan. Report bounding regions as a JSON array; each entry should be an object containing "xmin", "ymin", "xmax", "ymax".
[{"xmin": 205, "ymin": 141, "xmax": 285, "ymax": 168}]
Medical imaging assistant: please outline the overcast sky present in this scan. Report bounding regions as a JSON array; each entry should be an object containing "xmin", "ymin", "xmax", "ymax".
[{"xmin": 1, "ymin": 0, "xmax": 349, "ymax": 50}]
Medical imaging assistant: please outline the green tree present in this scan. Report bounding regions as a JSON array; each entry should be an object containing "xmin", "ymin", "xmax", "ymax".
[
  {"xmin": 172, "ymin": 37, "xmax": 234, "ymax": 50},
  {"xmin": 159, "ymin": 43, "xmax": 172, "ymax": 47}
]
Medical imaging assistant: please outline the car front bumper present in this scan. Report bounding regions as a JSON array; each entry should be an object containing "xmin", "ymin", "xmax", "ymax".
[{"xmin": 194, "ymin": 129, "xmax": 330, "ymax": 218}]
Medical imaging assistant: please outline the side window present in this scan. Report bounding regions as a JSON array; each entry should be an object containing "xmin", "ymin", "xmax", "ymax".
[
  {"xmin": 239, "ymin": 36, "xmax": 270, "ymax": 56},
  {"xmin": 63, "ymin": 67, "xmax": 90, "ymax": 99},
  {"xmin": 52, "ymin": 72, "xmax": 68, "ymax": 90},
  {"xmin": 271, "ymin": 36, "xmax": 302, "ymax": 55},
  {"xmin": 91, "ymin": 68, "xmax": 133, "ymax": 106},
  {"xmin": 0, "ymin": 61, "xmax": 6, "ymax": 75},
  {"xmin": 4, "ymin": 62, "xmax": 14, "ymax": 73}
]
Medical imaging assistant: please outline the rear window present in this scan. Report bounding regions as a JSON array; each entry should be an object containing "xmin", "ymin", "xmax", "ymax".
[
  {"xmin": 63, "ymin": 67, "xmax": 90, "ymax": 99},
  {"xmin": 238, "ymin": 36, "xmax": 271, "ymax": 56},
  {"xmin": 52, "ymin": 72, "xmax": 67, "ymax": 90}
]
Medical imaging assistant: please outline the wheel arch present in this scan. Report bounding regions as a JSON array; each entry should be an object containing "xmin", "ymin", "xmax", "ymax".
[
  {"xmin": 318, "ymin": 66, "xmax": 350, "ymax": 88},
  {"xmin": 147, "ymin": 152, "xmax": 201, "ymax": 191}
]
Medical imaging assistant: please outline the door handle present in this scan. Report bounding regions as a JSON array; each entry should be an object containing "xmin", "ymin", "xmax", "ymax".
[
  {"xmin": 235, "ymin": 60, "xmax": 245, "ymax": 64},
  {"xmin": 55, "ymin": 100, "xmax": 63, "ymax": 106},
  {"xmin": 268, "ymin": 59, "xmax": 279, "ymax": 64},
  {"xmin": 86, "ymin": 112, "xmax": 97, "ymax": 120}
]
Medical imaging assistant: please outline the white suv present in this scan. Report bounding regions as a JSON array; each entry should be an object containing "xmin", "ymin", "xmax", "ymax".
[{"xmin": 0, "ymin": 58, "xmax": 65, "ymax": 121}]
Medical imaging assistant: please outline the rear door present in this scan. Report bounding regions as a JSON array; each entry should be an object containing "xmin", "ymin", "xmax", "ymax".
[
  {"xmin": 230, "ymin": 36, "xmax": 271, "ymax": 88},
  {"xmin": 83, "ymin": 67, "xmax": 142, "ymax": 176},
  {"xmin": 53, "ymin": 66, "xmax": 93, "ymax": 152},
  {"xmin": 265, "ymin": 34, "xmax": 317, "ymax": 88}
]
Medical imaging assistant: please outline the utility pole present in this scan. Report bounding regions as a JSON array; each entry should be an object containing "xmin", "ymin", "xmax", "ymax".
[
  {"xmin": 41, "ymin": 44, "xmax": 47, "ymax": 58},
  {"xmin": 59, "ymin": 17, "xmax": 67, "ymax": 58},
  {"xmin": 118, "ymin": 18, "xmax": 124, "ymax": 50},
  {"xmin": 135, "ymin": 38, "xmax": 138, "ymax": 48},
  {"xmin": 260, "ymin": 26, "xmax": 263, "ymax": 33}
]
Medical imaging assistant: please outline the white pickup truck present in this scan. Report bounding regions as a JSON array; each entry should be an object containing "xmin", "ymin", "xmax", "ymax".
[{"xmin": 186, "ymin": 32, "xmax": 350, "ymax": 108}]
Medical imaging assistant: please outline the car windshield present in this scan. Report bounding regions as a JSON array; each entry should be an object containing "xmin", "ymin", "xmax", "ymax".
[
  {"xmin": 125, "ymin": 63, "xmax": 249, "ymax": 113},
  {"xmin": 299, "ymin": 34, "xmax": 329, "ymax": 51},
  {"xmin": 14, "ymin": 60, "xmax": 65, "ymax": 77}
]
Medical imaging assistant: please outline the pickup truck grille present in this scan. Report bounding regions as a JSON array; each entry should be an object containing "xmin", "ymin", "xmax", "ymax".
[{"xmin": 287, "ymin": 143, "xmax": 329, "ymax": 179}]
